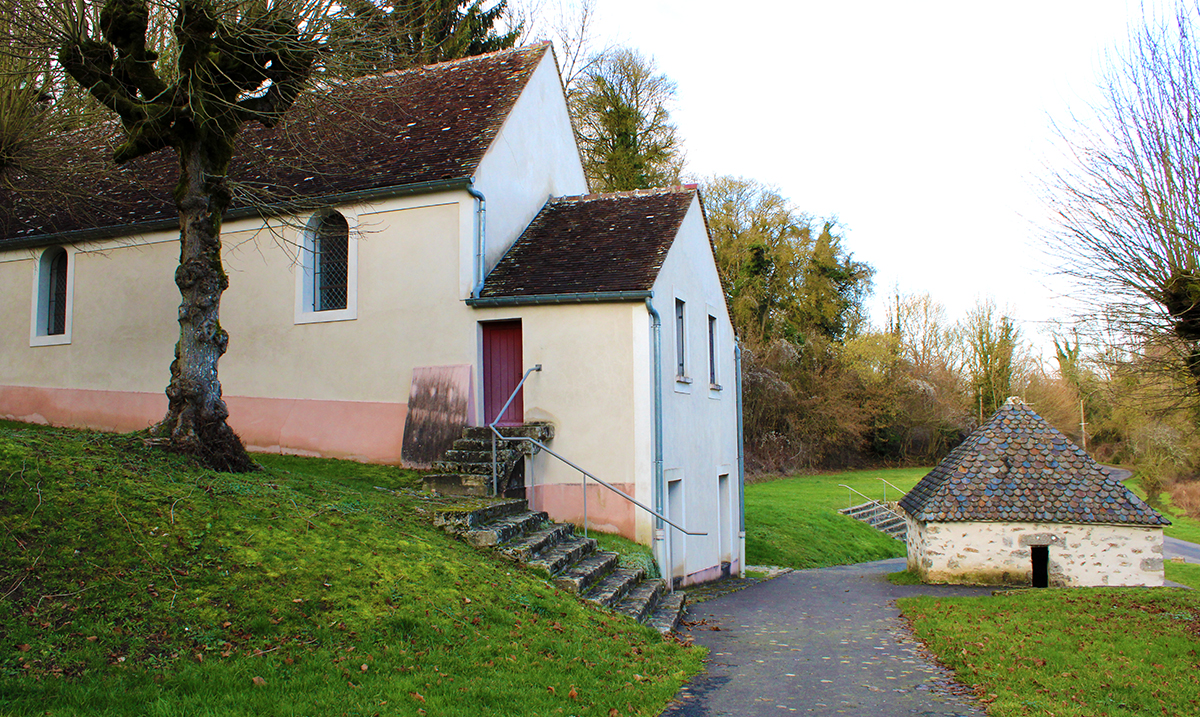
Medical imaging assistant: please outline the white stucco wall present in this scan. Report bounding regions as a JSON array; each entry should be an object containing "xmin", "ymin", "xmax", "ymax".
[
  {"xmin": 906, "ymin": 516, "xmax": 1165, "ymax": 587},
  {"xmin": 648, "ymin": 196, "xmax": 742, "ymax": 586},
  {"xmin": 471, "ymin": 49, "xmax": 587, "ymax": 294}
]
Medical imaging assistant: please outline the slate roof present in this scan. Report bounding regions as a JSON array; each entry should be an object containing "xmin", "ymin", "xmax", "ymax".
[
  {"xmin": 0, "ymin": 44, "xmax": 548, "ymax": 247},
  {"xmin": 900, "ymin": 398, "xmax": 1168, "ymax": 526},
  {"xmin": 476, "ymin": 187, "xmax": 697, "ymax": 298}
]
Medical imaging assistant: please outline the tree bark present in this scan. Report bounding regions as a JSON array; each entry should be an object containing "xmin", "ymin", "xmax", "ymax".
[{"xmin": 151, "ymin": 135, "xmax": 256, "ymax": 472}]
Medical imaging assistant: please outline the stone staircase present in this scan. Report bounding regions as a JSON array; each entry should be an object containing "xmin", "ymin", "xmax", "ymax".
[
  {"xmin": 423, "ymin": 423, "xmax": 554, "ymax": 497},
  {"xmin": 840, "ymin": 501, "xmax": 908, "ymax": 541},
  {"xmin": 434, "ymin": 498, "xmax": 685, "ymax": 634}
]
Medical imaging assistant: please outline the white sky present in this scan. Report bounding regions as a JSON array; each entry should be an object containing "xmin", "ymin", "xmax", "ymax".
[{"xmin": 584, "ymin": 0, "xmax": 1151, "ymax": 353}]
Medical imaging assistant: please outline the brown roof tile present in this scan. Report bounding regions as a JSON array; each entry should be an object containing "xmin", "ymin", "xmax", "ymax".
[
  {"xmin": 1, "ymin": 45, "xmax": 548, "ymax": 246},
  {"xmin": 899, "ymin": 398, "xmax": 1168, "ymax": 526},
  {"xmin": 477, "ymin": 187, "xmax": 697, "ymax": 298}
]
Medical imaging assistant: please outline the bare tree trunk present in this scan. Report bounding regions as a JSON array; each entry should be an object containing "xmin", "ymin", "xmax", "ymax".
[{"xmin": 152, "ymin": 136, "xmax": 255, "ymax": 473}]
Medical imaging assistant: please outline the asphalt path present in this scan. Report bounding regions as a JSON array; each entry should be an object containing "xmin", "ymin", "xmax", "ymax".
[
  {"xmin": 1165, "ymin": 536, "xmax": 1200, "ymax": 564},
  {"xmin": 662, "ymin": 559, "xmax": 994, "ymax": 717}
]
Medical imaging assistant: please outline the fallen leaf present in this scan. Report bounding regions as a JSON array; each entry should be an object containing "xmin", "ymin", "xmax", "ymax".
[
  {"xmin": 16, "ymin": 645, "xmax": 30, "ymax": 652},
  {"xmin": 222, "ymin": 621, "xmax": 231, "ymax": 628},
  {"xmin": 547, "ymin": 686, "xmax": 556, "ymax": 695},
  {"xmin": 251, "ymin": 676, "xmax": 266, "ymax": 686},
  {"xmin": 292, "ymin": 598, "xmax": 304, "ymax": 603},
  {"xmin": 360, "ymin": 664, "xmax": 369, "ymax": 672},
  {"xmin": 86, "ymin": 636, "xmax": 98, "ymax": 642},
  {"xmin": 411, "ymin": 692, "xmax": 426, "ymax": 704},
  {"xmin": 568, "ymin": 687, "xmax": 578, "ymax": 699},
  {"xmin": 609, "ymin": 709, "xmax": 619, "ymax": 717}
]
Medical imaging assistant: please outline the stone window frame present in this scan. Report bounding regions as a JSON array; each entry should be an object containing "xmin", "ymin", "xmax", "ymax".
[
  {"xmin": 30, "ymin": 245, "xmax": 74, "ymax": 347},
  {"xmin": 295, "ymin": 209, "xmax": 359, "ymax": 325}
]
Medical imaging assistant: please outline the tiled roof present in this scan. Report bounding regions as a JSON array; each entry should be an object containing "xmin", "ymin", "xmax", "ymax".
[
  {"xmin": 477, "ymin": 187, "xmax": 697, "ymax": 298},
  {"xmin": 0, "ymin": 45, "xmax": 548, "ymax": 246},
  {"xmin": 900, "ymin": 398, "xmax": 1168, "ymax": 526}
]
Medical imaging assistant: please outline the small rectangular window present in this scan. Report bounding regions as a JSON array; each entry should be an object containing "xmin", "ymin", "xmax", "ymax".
[
  {"xmin": 708, "ymin": 314, "xmax": 718, "ymax": 387},
  {"xmin": 675, "ymin": 299, "xmax": 687, "ymax": 379}
]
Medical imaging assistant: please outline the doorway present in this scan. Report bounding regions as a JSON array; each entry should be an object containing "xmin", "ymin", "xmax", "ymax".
[
  {"xmin": 1031, "ymin": 545, "xmax": 1049, "ymax": 588},
  {"xmin": 482, "ymin": 320, "xmax": 523, "ymax": 426}
]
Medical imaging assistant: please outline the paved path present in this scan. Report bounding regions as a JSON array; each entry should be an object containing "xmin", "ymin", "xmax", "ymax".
[
  {"xmin": 1165, "ymin": 536, "xmax": 1200, "ymax": 564},
  {"xmin": 662, "ymin": 559, "xmax": 995, "ymax": 717}
]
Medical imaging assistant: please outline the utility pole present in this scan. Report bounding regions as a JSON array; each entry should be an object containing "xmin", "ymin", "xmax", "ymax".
[{"xmin": 1080, "ymin": 399, "xmax": 1087, "ymax": 451}]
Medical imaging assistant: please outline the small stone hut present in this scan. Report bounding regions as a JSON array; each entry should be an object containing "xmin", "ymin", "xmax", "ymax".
[{"xmin": 899, "ymin": 398, "xmax": 1169, "ymax": 587}]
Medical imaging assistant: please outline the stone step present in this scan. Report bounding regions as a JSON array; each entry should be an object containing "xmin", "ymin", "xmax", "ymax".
[
  {"xmin": 431, "ymin": 498, "xmax": 528, "ymax": 532},
  {"xmin": 462, "ymin": 423, "xmax": 555, "ymax": 442},
  {"xmin": 614, "ymin": 579, "xmax": 665, "ymax": 624},
  {"xmin": 463, "ymin": 510, "xmax": 548, "ymax": 547},
  {"xmin": 584, "ymin": 566, "xmax": 645, "ymax": 608},
  {"xmin": 432, "ymin": 461, "xmax": 504, "ymax": 475},
  {"xmin": 499, "ymin": 522, "xmax": 575, "ymax": 563},
  {"xmin": 645, "ymin": 591, "xmax": 686, "ymax": 635},
  {"xmin": 553, "ymin": 551, "xmax": 620, "ymax": 595},
  {"xmin": 442, "ymin": 448, "xmax": 523, "ymax": 465},
  {"xmin": 449, "ymin": 438, "xmax": 494, "ymax": 452},
  {"xmin": 527, "ymin": 536, "xmax": 597, "ymax": 576},
  {"xmin": 423, "ymin": 473, "xmax": 490, "ymax": 497}
]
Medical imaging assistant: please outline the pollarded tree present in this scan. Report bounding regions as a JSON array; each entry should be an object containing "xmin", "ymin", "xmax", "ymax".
[
  {"xmin": 1045, "ymin": 4, "xmax": 1200, "ymax": 407},
  {"xmin": 43, "ymin": 0, "xmax": 337, "ymax": 471},
  {"xmin": 571, "ymin": 47, "xmax": 683, "ymax": 192}
]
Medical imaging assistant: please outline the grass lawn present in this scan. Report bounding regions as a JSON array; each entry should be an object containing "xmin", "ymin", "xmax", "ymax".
[
  {"xmin": 0, "ymin": 421, "xmax": 702, "ymax": 716},
  {"xmin": 899, "ymin": 589, "xmax": 1200, "ymax": 716},
  {"xmin": 1122, "ymin": 478, "xmax": 1200, "ymax": 545},
  {"xmin": 744, "ymin": 467, "xmax": 927, "ymax": 568}
]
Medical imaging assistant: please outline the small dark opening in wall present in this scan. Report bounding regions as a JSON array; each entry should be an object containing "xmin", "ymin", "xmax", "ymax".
[{"xmin": 1031, "ymin": 545, "xmax": 1049, "ymax": 588}]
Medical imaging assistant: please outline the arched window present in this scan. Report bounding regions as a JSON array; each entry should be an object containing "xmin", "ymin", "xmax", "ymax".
[
  {"xmin": 296, "ymin": 209, "xmax": 357, "ymax": 324},
  {"xmin": 45, "ymin": 248, "xmax": 68, "ymax": 335},
  {"xmin": 31, "ymin": 246, "xmax": 72, "ymax": 345},
  {"xmin": 313, "ymin": 212, "xmax": 349, "ymax": 312}
]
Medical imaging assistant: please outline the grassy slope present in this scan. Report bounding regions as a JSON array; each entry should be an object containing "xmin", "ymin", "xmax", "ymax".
[
  {"xmin": 0, "ymin": 422, "xmax": 701, "ymax": 716},
  {"xmin": 1122, "ymin": 478, "xmax": 1200, "ymax": 544},
  {"xmin": 900, "ymin": 589, "xmax": 1200, "ymax": 716},
  {"xmin": 744, "ymin": 468, "xmax": 926, "ymax": 568}
]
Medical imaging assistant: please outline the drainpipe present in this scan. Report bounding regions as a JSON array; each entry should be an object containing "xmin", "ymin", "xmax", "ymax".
[
  {"xmin": 467, "ymin": 182, "xmax": 487, "ymax": 297},
  {"xmin": 735, "ymin": 341, "xmax": 746, "ymax": 576},
  {"xmin": 645, "ymin": 297, "xmax": 667, "ymax": 581}
]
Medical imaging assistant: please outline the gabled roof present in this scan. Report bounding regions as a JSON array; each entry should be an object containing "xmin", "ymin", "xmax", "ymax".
[
  {"xmin": 900, "ymin": 398, "xmax": 1168, "ymax": 526},
  {"xmin": 1, "ymin": 44, "xmax": 549, "ymax": 248},
  {"xmin": 472, "ymin": 187, "xmax": 697, "ymax": 303}
]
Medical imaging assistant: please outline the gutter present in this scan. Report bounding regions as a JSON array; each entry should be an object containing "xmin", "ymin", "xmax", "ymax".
[
  {"xmin": 645, "ymin": 297, "xmax": 667, "ymax": 581},
  {"xmin": 735, "ymin": 340, "xmax": 746, "ymax": 575},
  {"xmin": 466, "ymin": 181, "xmax": 487, "ymax": 297},
  {"xmin": 467, "ymin": 290, "xmax": 652, "ymax": 307},
  {"xmin": 1, "ymin": 177, "xmax": 475, "ymax": 252}
]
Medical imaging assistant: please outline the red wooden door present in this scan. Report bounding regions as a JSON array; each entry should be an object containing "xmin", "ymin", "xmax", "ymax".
[{"xmin": 482, "ymin": 320, "xmax": 523, "ymax": 426}]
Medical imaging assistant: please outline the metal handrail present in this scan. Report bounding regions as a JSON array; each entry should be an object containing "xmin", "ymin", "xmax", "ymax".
[
  {"xmin": 489, "ymin": 365, "xmax": 541, "ymax": 495},
  {"xmin": 839, "ymin": 484, "xmax": 904, "ymax": 522},
  {"xmin": 838, "ymin": 484, "xmax": 880, "ymax": 509},
  {"xmin": 877, "ymin": 477, "xmax": 906, "ymax": 503}
]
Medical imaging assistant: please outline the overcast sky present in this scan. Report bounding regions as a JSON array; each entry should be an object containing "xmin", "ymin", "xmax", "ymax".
[{"xmin": 580, "ymin": 0, "xmax": 1151, "ymax": 353}]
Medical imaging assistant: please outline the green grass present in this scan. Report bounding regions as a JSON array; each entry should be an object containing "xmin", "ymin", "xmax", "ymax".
[
  {"xmin": 590, "ymin": 531, "xmax": 660, "ymax": 579},
  {"xmin": 886, "ymin": 569, "xmax": 922, "ymax": 585},
  {"xmin": 744, "ymin": 467, "xmax": 926, "ymax": 568},
  {"xmin": 899, "ymin": 589, "xmax": 1200, "ymax": 716},
  {"xmin": 1165, "ymin": 560, "xmax": 1200, "ymax": 589},
  {"xmin": 0, "ymin": 422, "xmax": 702, "ymax": 716},
  {"xmin": 1122, "ymin": 478, "xmax": 1200, "ymax": 544}
]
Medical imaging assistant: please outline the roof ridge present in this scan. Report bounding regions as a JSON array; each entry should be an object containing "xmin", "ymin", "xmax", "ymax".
[
  {"xmin": 553, "ymin": 184, "xmax": 698, "ymax": 204},
  {"xmin": 375, "ymin": 43, "xmax": 548, "ymax": 79}
]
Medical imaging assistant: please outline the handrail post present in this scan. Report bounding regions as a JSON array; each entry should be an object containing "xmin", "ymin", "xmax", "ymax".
[
  {"xmin": 488, "ymin": 364, "xmax": 541, "ymax": 497},
  {"xmin": 582, "ymin": 470, "xmax": 588, "ymax": 538}
]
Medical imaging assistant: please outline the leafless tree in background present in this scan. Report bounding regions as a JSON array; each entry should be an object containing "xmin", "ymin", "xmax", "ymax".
[{"xmin": 1045, "ymin": 3, "xmax": 1200, "ymax": 411}]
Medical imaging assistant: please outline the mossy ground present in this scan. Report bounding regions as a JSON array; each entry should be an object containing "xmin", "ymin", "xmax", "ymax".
[{"xmin": 0, "ymin": 421, "xmax": 702, "ymax": 716}]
